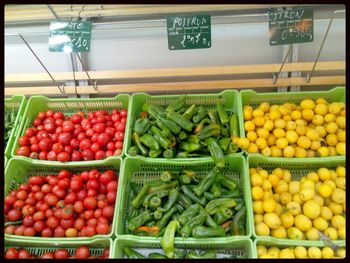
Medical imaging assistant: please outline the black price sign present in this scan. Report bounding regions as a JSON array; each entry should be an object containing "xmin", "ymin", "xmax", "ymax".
[
  {"xmin": 49, "ymin": 21, "xmax": 92, "ymax": 52},
  {"xmin": 268, "ymin": 7, "xmax": 313, "ymax": 46},
  {"xmin": 167, "ymin": 14, "xmax": 211, "ymax": 50}
]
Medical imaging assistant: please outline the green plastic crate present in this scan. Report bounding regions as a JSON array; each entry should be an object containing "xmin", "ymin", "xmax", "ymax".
[
  {"xmin": 11, "ymin": 94, "xmax": 130, "ymax": 160},
  {"xmin": 4, "ymin": 237, "xmax": 112, "ymax": 258},
  {"xmin": 113, "ymin": 236, "xmax": 254, "ymax": 259},
  {"xmin": 5, "ymin": 95, "xmax": 27, "ymax": 158},
  {"xmin": 4, "ymin": 156, "xmax": 123, "ymax": 242},
  {"xmin": 254, "ymin": 238, "xmax": 345, "ymax": 259},
  {"xmin": 5, "ymin": 156, "xmax": 8, "ymax": 168},
  {"xmin": 246, "ymin": 155, "xmax": 345, "ymax": 241},
  {"xmin": 115, "ymin": 155, "xmax": 253, "ymax": 241},
  {"xmin": 125, "ymin": 90, "xmax": 243, "ymax": 158},
  {"xmin": 239, "ymin": 86, "xmax": 345, "ymax": 157}
]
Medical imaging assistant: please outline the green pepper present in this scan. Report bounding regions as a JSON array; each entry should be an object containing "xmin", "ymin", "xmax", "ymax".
[
  {"xmin": 205, "ymin": 137, "xmax": 225, "ymax": 168},
  {"xmin": 205, "ymin": 198, "xmax": 237, "ymax": 215},
  {"xmin": 127, "ymin": 145, "xmax": 139, "ymax": 156},
  {"xmin": 177, "ymin": 193, "xmax": 193, "ymax": 208},
  {"xmin": 177, "ymin": 107, "xmax": 187, "ymax": 114},
  {"xmin": 180, "ymin": 210, "xmax": 207, "ymax": 237},
  {"xmin": 232, "ymin": 206, "xmax": 246, "ymax": 236},
  {"xmin": 160, "ymin": 171, "xmax": 174, "ymax": 182},
  {"xmin": 175, "ymin": 203, "xmax": 185, "ymax": 214},
  {"xmin": 148, "ymin": 253, "xmax": 167, "ymax": 259},
  {"xmin": 155, "ymin": 119, "xmax": 172, "ymax": 138},
  {"xmin": 193, "ymin": 168, "xmax": 218, "ymax": 197},
  {"xmin": 143, "ymin": 190, "xmax": 169, "ymax": 208},
  {"xmin": 158, "ymin": 188, "xmax": 179, "ymax": 212},
  {"xmin": 182, "ymin": 104, "xmax": 197, "ymax": 120},
  {"xmin": 172, "ymin": 212, "xmax": 180, "ymax": 221},
  {"xmin": 149, "ymin": 149, "xmax": 162, "ymax": 158},
  {"xmin": 179, "ymin": 174, "xmax": 191, "ymax": 184},
  {"xmin": 210, "ymin": 181, "xmax": 222, "ymax": 198},
  {"xmin": 166, "ymin": 95, "xmax": 186, "ymax": 112},
  {"xmin": 130, "ymin": 182, "xmax": 142, "ymax": 195},
  {"xmin": 133, "ymin": 118, "xmax": 151, "ymax": 135},
  {"xmin": 192, "ymin": 107, "xmax": 207, "ymax": 123},
  {"xmin": 194, "ymin": 118, "xmax": 211, "ymax": 134},
  {"xmin": 181, "ymin": 185, "xmax": 206, "ymax": 206},
  {"xmin": 179, "ymin": 141, "xmax": 201, "ymax": 152},
  {"xmin": 227, "ymin": 142, "xmax": 239, "ymax": 154},
  {"xmin": 149, "ymin": 196, "xmax": 162, "ymax": 209},
  {"xmin": 207, "ymin": 109, "xmax": 219, "ymax": 124},
  {"xmin": 178, "ymin": 203, "xmax": 200, "ymax": 225},
  {"xmin": 221, "ymin": 126, "xmax": 229, "ymax": 137},
  {"xmin": 132, "ymin": 132, "xmax": 148, "ymax": 157},
  {"xmin": 178, "ymin": 131, "xmax": 188, "ymax": 140},
  {"xmin": 199, "ymin": 124, "xmax": 221, "ymax": 140},
  {"xmin": 176, "ymin": 151, "xmax": 188, "ymax": 158},
  {"xmin": 158, "ymin": 116, "xmax": 181, "ymax": 134},
  {"xmin": 128, "ymin": 210, "xmax": 153, "ymax": 231},
  {"xmin": 140, "ymin": 134, "xmax": 159, "ymax": 150},
  {"xmin": 188, "ymin": 250, "xmax": 217, "ymax": 259},
  {"xmin": 218, "ymin": 137, "xmax": 231, "ymax": 152},
  {"xmin": 146, "ymin": 220, "xmax": 156, "ymax": 227},
  {"xmin": 151, "ymin": 126, "xmax": 172, "ymax": 149},
  {"xmin": 167, "ymin": 111, "xmax": 194, "ymax": 132},
  {"xmin": 174, "ymin": 248, "xmax": 188, "ymax": 259},
  {"xmin": 148, "ymin": 180, "xmax": 179, "ymax": 194},
  {"xmin": 216, "ymin": 173, "xmax": 238, "ymax": 190},
  {"xmin": 192, "ymin": 225, "xmax": 225, "ymax": 238},
  {"xmin": 153, "ymin": 210, "xmax": 163, "ymax": 220},
  {"xmin": 156, "ymin": 206, "xmax": 177, "ymax": 229},
  {"xmin": 214, "ymin": 206, "xmax": 233, "ymax": 225},
  {"xmin": 188, "ymin": 134, "xmax": 200, "ymax": 144},
  {"xmin": 142, "ymin": 104, "xmax": 164, "ymax": 119},
  {"xmin": 220, "ymin": 189, "xmax": 241, "ymax": 198},
  {"xmin": 203, "ymin": 192, "xmax": 215, "ymax": 201},
  {"xmin": 123, "ymin": 247, "xmax": 145, "ymax": 259},
  {"xmin": 163, "ymin": 148, "xmax": 175, "ymax": 158},
  {"xmin": 132, "ymin": 184, "xmax": 150, "ymax": 209},
  {"xmin": 161, "ymin": 220, "xmax": 180, "ymax": 259},
  {"xmin": 229, "ymin": 112, "xmax": 239, "ymax": 138},
  {"xmin": 205, "ymin": 214, "xmax": 218, "ymax": 228},
  {"xmin": 216, "ymin": 102, "xmax": 229, "ymax": 125},
  {"xmin": 234, "ymin": 198, "xmax": 244, "ymax": 211}
]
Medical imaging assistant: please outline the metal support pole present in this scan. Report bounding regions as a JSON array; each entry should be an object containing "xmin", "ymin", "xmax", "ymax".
[
  {"xmin": 273, "ymin": 44, "xmax": 292, "ymax": 86},
  {"xmin": 47, "ymin": 5, "xmax": 61, "ymax": 21},
  {"xmin": 290, "ymin": 44, "xmax": 301, "ymax": 92},
  {"xmin": 18, "ymin": 33, "xmax": 65, "ymax": 94},
  {"xmin": 76, "ymin": 53, "xmax": 98, "ymax": 91}
]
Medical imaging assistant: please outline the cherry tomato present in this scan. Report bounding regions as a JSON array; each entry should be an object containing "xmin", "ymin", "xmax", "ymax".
[
  {"xmin": 13, "ymin": 200, "xmax": 25, "ymax": 209},
  {"xmin": 41, "ymin": 227, "xmax": 53, "ymax": 237},
  {"xmin": 19, "ymin": 136, "xmax": 30, "ymax": 146},
  {"xmin": 81, "ymin": 149, "xmax": 94, "ymax": 161},
  {"xmin": 90, "ymin": 142, "xmax": 101, "ymax": 152},
  {"xmin": 95, "ymin": 150, "xmax": 106, "ymax": 160},
  {"xmin": 70, "ymin": 177, "xmax": 83, "ymax": 192},
  {"xmin": 76, "ymin": 246, "xmax": 90, "ymax": 259},
  {"xmin": 71, "ymin": 151, "xmax": 82, "ymax": 161},
  {"xmin": 102, "ymin": 205, "xmax": 114, "ymax": 218},
  {"xmin": 23, "ymin": 227, "xmax": 36, "ymax": 236},
  {"xmin": 41, "ymin": 252, "xmax": 55, "ymax": 258},
  {"xmin": 46, "ymin": 216, "xmax": 60, "ymax": 229},
  {"xmin": 70, "ymin": 138, "xmax": 80, "ymax": 149},
  {"xmin": 54, "ymin": 112, "xmax": 64, "ymax": 120},
  {"xmin": 7, "ymin": 209, "xmax": 22, "ymax": 221},
  {"xmin": 96, "ymin": 223, "xmax": 109, "ymax": 234},
  {"xmin": 65, "ymin": 228, "xmax": 78, "ymax": 237},
  {"xmin": 74, "ymin": 218, "xmax": 85, "ymax": 230},
  {"xmin": 97, "ymin": 133, "xmax": 109, "ymax": 146},
  {"xmin": 52, "ymin": 142, "xmax": 64, "ymax": 154},
  {"xmin": 39, "ymin": 151, "xmax": 48, "ymax": 160},
  {"xmin": 55, "ymin": 249, "xmax": 69, "ymax": 259},
  {"xmin": 36, "ymin": 130, "xmax": 49, "ymax": 140},
  {"xmin": 16, "ymin": 146, "xmax": 30, "ymax": 157},
  {"xmin": 115, "ymin": 141, "xmax": 123, "ymax": 149},
  {"xmin": 60, "ymin": 218, "xmax": 75, "ymax": 229},
  {"xmin": 47, "ymin": 151, "xmax": 57, "ymax": 161},
  {"xmin": 58, "ymin": 132, "xmax": 72, "ymax": 146},
  {"xmin": 33, "ymin": 220, "xmax": 45, "ymax": 233},
  {"xmin": 25, "ymin": 127, "xmax": 37, "ymax": 137},
  {"xmin": 93, "ymin": 123, "xmax": 106, "ymax": 133},
  {"xmin": 30, "ymin": 136, "xmax": 39, "ymax": 145},
  {"xmin": 57, "ymin": 152, "xmax": 70, "ymax": 162},
  {"xmin": 70, "ymin": 114, "xmax": 82, "ymax": 124},
  {"xmin": 114, "ymin": 131, "xmax": 124, "ymax": 142},
  {"xmin": 54, "ymin": 225, "xmax": 66, "ymax": 237},
  {"xmin": 30, "ymin": 144, "xmax": 40, "ymax": 153},
  {"xmin": 45, "ymin": 110, "xmax": 55, "ymax": 118},
  {"xmin": 64, "ymin": 192, "xmax": 78, "ymax": 204},
  {"xmin": 107, "ymin": 192, "xmax": 116, "ymax": 205},
  {"xmin": 84, "ymin": 196, "xmax": 97, "ymax": 210},
  {"xmin": 44, "ymin": 122, "xmax": 56, "ymax": 133},
  {"xmin": 105, "ymin": 127, "xmax": 115, "ymax": 137},
  {"xmin": 116, "ymin": 122, "xmax": 126, "ymax": 132},
  {"xmin": 62, "ymin": 121, "xmax": 75, "ymax": 132},
  {"xmin": 5, "ymin": 248, "xmax": 19, "ymax": 259},
  {"xmin": 55, "ymin": 118, "xmax": 64, "ymax": 127}
]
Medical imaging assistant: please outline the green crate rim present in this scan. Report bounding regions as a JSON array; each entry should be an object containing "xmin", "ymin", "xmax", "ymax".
[
  {"xmin": 115, "ymin": 155, "xmax": 253, "ymax": 241},
  {"xmin": 10, "ymin": 94, "xmax": 131, "ymax": 161},
  {"xmin": 4, "ymin": 237, "xmax": 113, "ymax": 258},
  {"xmin": 125, "ymin": 90, "xmax": 244, "ymax": 159},
  {"xmin": 5, "ymin": 95, "xmax": 27, "ymax": 158},
  {"xmin": 113, "ymin": 236, "xmax": 255, "ymax": 259},
  {"xmin": 239, "ymin": 86, "xmax": 345, "ymax": 158},
  {"xmin": 4, "ymin": 156, "xmax": 123, "ymax": 242},
  {"xmin": 246, "ymin": 154, "xmax": 345, "ymax": 241}
]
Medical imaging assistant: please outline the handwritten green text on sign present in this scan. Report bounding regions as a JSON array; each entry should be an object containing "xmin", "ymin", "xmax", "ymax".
[
  {"xmin": 167, "ymin": 14, "xmax": 211, "ymax": 50},
  {"xmin": 268, "ymin": 7, "xmax": 313, "ymax": 46},
  {"xmin": 49, "ymin": 21, "xmax": 92, "ymax": 52}
]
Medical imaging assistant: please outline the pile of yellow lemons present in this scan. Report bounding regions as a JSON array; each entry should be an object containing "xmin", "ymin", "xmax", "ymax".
[
  {"xmin": 236, "ymin": 98, "xmax": 345, "ymax": 157},
  {"xmin": 251, "ymin": 165, "xmax": 346, "ymax": 241},
  {"xmin": 257, "ymin": 245, "xmax": 345, "ymax": 259}
]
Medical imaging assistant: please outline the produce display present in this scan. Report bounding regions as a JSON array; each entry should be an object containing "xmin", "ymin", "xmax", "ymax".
[
  {"xmin": 15, "ymin": 109, "xmax": 127, "ymax": 161},
  {"xmin": 237, "ymin": 98, "xmax": 346, "ymax": 157},
  {"xmin": 4, "ymin": 246, "xmax": 109, "ymax": 259},
  {"xmin": 257, "ymin": 245, "xmax": 345, "ymax": 259},
  {"xmin": 126, "ymin": 168, "xmax": 246, "ymax": 242},
  {"xmin": 122, "ymin": 246, "xmax": 246, "ymax": 259},
  {"xmin": 5, "ymin": 108, "xmax": 17, "ymax": 148},
  {"xmin": 251, "ymin": 165, "xmax": 346, "ymax": 241},
  {"xmin": 128, "ymin": 95, "xmax": 239, "ymax": 166},
  {"xmin": 4, "ymin": 169, "xmax": 118, "ymax": 237}
]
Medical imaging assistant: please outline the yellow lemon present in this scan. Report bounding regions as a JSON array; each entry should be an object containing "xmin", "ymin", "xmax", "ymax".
[
  {"xmin": 318, "ymin": 183, "xmax": 333, "ymax": 198},
  {"xmin": 297, "ymin": 136, "xmax": 312, "ymax": 149},
  {"xmin": 268, "ymin": 174, "xmax": 280, "ymax": 188},
  {"xmin": 258, "ymin": 168, "xmax": 269, "ymax": 179},
  {"xmin": 279, "ymin": 105, "xmax": 291, "ymax": 116},
  {"xmin": 262, "ymin": 198, "xmax": 276, "ymax": 213},
  {"xmin": 244, "ymin": 106, "xmax": 253, "ymax": 120},
  {"xmin": 250, "ymin": 173, "xmax": 263, "ymax": 187},
  {"xmin": 255, "ymin": 222, "xmax": 270, "ymax": 236},
  {"xmin": 247, "ymin": 143, "xmax": 259, "ymax": 153},
  {"xmin": 289, "ymin": 181, "xmax": 301, "ymax": 195},
  {"xmin": 324, "ymin": 113, "xmax": 336, "ymax": 123},
  {"xmin": 262, "ymin": 180, "xmax": 272, "ymax": 191},
  {"xmin": 267, "ymin": 247, "xmax": 280, "ymax": 258},
  {"xmin": 253, "ymin": 108, "xmax": 264, "ymax": 118},
  {"xmin": 324, "ymin": 227, "xmax": 338, "ymax": 240},
  {"xmin": 270, "ymin": 146, "xmax": 282, "ymax": 157},
  {"xmin": 313, "ymin": 195, "xmax": 324, "ymax": 207},
  {"xmin": 253, "ymin": 201, "xmax": 264, "ymax": 214},
  {"xmin": 326, "ymin": 122, "xmax": 338, "ymax": 134},
  {"xmin": 313, "ymin": 217, "xmax": 328, "ymax": 231},
  {"xmin": 274, "ymin": 203, "xmax": 283, "ymax": 216},
  {"xmin": 281, "ymin": 212, "xmax": 294, "ymax": 229},
  {"xmin": 273, "ymin": 128, "xmax": 285, "ymax": 138},
  {"xmin": 306, "ymin": 227, "xmax": 320, "ymax": 240},
  {"xmin": 321, "ymin": 247, "xmax": 334, "ymax": 259},
  {"xmin": 276, "ymin": 138, "xmax": 289, "ymax": 149},
  {"xmin": 331, "ymin": 214, "xmax": 345, "ymax": 229},
  {"xmin": 300, "ymin": 99, "xmax": 315, "ymax": 110},
  {"xmin": 324, "ymin": 179, "xmax": 336, "ymax": 190},
  {"xmin": 301, "ymin": 109, "xmax": 314, "ymax": 121},
  {"xmin": 300, "ymin": 188, "xmax": 315, "ymax": 201},
  {"xmin": 329, "ymin": 146, "xmax": 338, "ymax": 156},
  {"xmin": 316, "ymin": 98, "xmax": 328, "ymax": 104},
  {"xmin": 314, "ymin": 103, "xmax": 328, "ymax": 115},
  {"xmin": 257, "ymin": 128, "xmax": 269, "ymax": 139},
  {"xmin": 260, "ymin": 102, "xmax": 271, "ymax": 112},
  {"xmin": 294, "ymin": 246, "xmax": 307, "ymax": 258},
  {"xmin": 335, "ymin": 165, "xmax": 345, "ymax": 177},
  {"xmin": 263, "ymin": 191, "xmax": 273, "ymax": 201},
  {"xmin": 237, "ymin": 137, "xmax": 250, "ymax": 149},
  {"xmin": 318, "ymin": 167, "xmax": 331, "ymax": 181},
  {"xmin": 295, "ymin": 214, "xmax": 312, "ymax": 231},
  {"xmin": 283, "ymin": 115, "xmax": 292, "ymax": 121},
  {"xmin": 291, "ymin": 110, "xmax": 302, "ymax": 120},
  {"xmin": 315, "ymin": 125, "xmax": 327, "ymax": 138},
  {"xmin": 308, "ymin": 247, "xmax": 322, "ymax": 259},
  {"xmin": 253, "ymin": 116, "xmax": 265, "ymax": 127},
  {"xmin": 335, "ymin": 142, "xmax": 345, "ymax": 155},
  {"xmin": 337, "ymin": 130, "xmax": 346, "ymax": 142},
  {"xmin": 331, "ymin": 188, "xmax": 345, "ymax": 204},
  {"xmin": 255, "ymin": 137, "xmax": 267, "ymax": 150},
  {"xmin": 271, "ymin": 226, "xmax": 287, "ymax": 239},
  {"xmin": 280, "ymin": 192, "xmax": 293, "ymax": 205},
  {"xmin": 317, "ymin": 146, "xmax": 330, "ymax": 157},
  {"xmin": 252, "ymin": 186, "xmax": 264, "ymax": 200},
  {"xmin": 307, "ymin": 150, "xmax": 316, "ymax": 157},
  {"xmin": 283, "ymin": 146, "xmax": 295, "ymax": 158},
  {"xmin": 338, "ymin": 225, "xmax": 345, "ymax": 240},
  {"xmin": 246, "ymin": 131, "xmax": 258, "ymax": 142},
  {"xmin": 274, "ymin": 119, "xmax": 286, "ymax": 129},
  {"xmin": 286, "ymin": 201, "xmax": 301, "ymax": 216},
  {"xmin": 285, "ymin": 130, "xmax": 298, "ymax": 144},
  {"xmin": 286, "ymin": 120, "xmax": 297, "ymax": 130},
  {"xmin": 287, "ymin": 227, "xmax": 303, "ymax": 240},
  {"xmin": 263, "ymin": 212, "xmax": 281, "ymax": 229},
  {"xmin": 279, "ymin": 248, "xmax": 295, "ymax": 258},
  {"xmin": 328, "ymin": 102, "xmax": 341, "ymax": 115},
  {"xmin": 273, "ymin": 167, "xmax": 283, "ymax": 178},
  {"xmin": 326, "ymin": 133, "xmax": 338, "ymax": 146},
  {"xmin": 296, "ymin": 119, "xmax": 307, "ymax": 126},
  {"xmin": 303, "ymin": 200, "xmax": 321, "ymax": 219},
  {"xmin": 320, "ymin": 206, "xmax": 333, "ymax": 220},
  {"xmin": 270, "ymin": 110, "xmax": 282, "ymax": 121},
  {"xmin": 254, "ymin": 214, "xmax": 264, "ymax": 224},
  {"xmin": 275, "ymin": 181, "xmax": 289, "ymax": 194},
  {"xmin": 244, "ymin": 121, "xmax": 255, "ymax": 132},
  {"xmin": 257, "ymin": 245, "xmax": 268, "ymax": 257},
  {"xmin": 338, "ymin": 248, "xmax": 346, "ymax": 258},
  {"xmin": 266, "ymin": 134, "xmax": 276, "ymax": 146},
  {"xmin": 310, "ymin": 140, "xmax": 321, "ymax": 151},
  {"xmin": 335, "ymin": 177, "xmax": 345, "ymax": 190},
  {"xmin": 329, "ymin": 202, "xmax": 343, "ymax": 215},
  {"xmin": 282, "ymin": 169, "xmax": 292, "ymax": 182},
  {"xmin": 335, "ymin": 116, "xmax": 346, "ymax": 129},
  {"xmin": 295, "ymin": 125, "xmax": 307, "ymax": 136},
  {"xmin": 312, "ymin": 114, "xmax": 324, "ymax": 125},
  {"xmin": 300, "ymin": 178, "xmax": 315, "ymax": 189},
  {"xmin": 292, "ymin": 194, "xmax": 301, "ymax": 204},
  {"xmin": 307, "ymin": 172, "xmax": 319, "ymax": 183},
  {"xmin": 263, "ymin": 119, "xmax": 274, "ymax": 131}
]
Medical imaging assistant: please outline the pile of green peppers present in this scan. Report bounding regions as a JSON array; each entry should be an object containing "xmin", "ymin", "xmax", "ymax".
[
  {"xmin": 5, "ymin": 108, "xmax": 17, "ymax": 148},
  {"xmin": 126, "ymin": 169, "xmax": 246, "ymax": 258},
  {"xmin": 128, "ymin": 95, "xmax": 239, "ymax": 167},
  {"xmin": 123, "ymin": 246, "xmax": 246, "ymax": 259}
]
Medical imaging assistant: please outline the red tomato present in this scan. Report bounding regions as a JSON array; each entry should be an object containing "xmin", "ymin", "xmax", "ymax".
[
  {"xmin": 114, "ymin": 149, "xmax": 122, "ymax": 156},
  {"xmin": 33, "ymin": 211, "xmax": 45, "ymax": 221},
  {"xmin": 76, "ymin": 246, "xmax": 90, "ymax": 259},
  {"xmin": 36, "ymin": 130, "xmax": 49, "ymax": 140},
  {"xmin": 74, "ymin": 218, "xmax": 85, "ymax": 230},
  {"xmin": 115, "ymin": 141, "xmax": 123, "ymax": 149},
  {"xmin": 111, "ymin": 113, "xmax": 120, "ymax": 122},
  {"xmin": 96, "ymin": 223, "xmax": 109, "ymax": 234},
  {"xmin": 23, "ymin": 227, "xmax": 36, "ymax": 236},
  {"xmin": 25, "ymin": 127, "xmax": 37, "ymax": 137},
  {"xmin": 54, "ymin": 225, "xmax": 66, "ymax": 237},
  {"xmin": 16, "ymin": 146, "xmax": 30, "ymax": 157},
  {"xmin": 19, "ymin": 136, "xmax": 30, "ymax": 146},
  {"xmin": 84, "ymin": 196, "xmax": 97, "ymax": 210},
  {"xmin": 5, "ymin": 195, "xmax": 16, "ymax": 205},
  {"xmin": 41, "ymin": 252, "xmax": 55, "ymax": 258},
  {"xmin": 30, "ymin": 144, "xmax": 40, "ymax": 153},
  {"xmin": 55, "ymin": 118, "xmax": 64, "ymax": 127},
  {"xmin": 25, "ymin": 197, "xmax": 36, "ymax": 206},
  {"xmin": 18, "ymin": 249, "xmax": 31, "ymax": 259},
  {"xmin": 55, "ymin": 249, "xmax": 69, "ymax": 259},
  {"xmin": 39, "ymin": 138, "xmax": 52, "ymax": 152},
  {"xmin": 14, "ymin": 225, "xmax": 26, "ymax": 235},
  {"xmin": 71, "ymin": 151, "xmax": 82, "ymax": 161},
  {"xmin": 41, "ymin": 184, "xmax": 52, "ymax": 194},
  {"xmin": 105, "ymin": 127, "xmax": 115, "ymax": 137},
  {"xmin": 102, "ymin": 205, "xmax": 114, "ymax": 218},
  {"xmin": 85, "ymin": 128, "xmax": 94, "ymax": 137},
  {"xmin": 7, "ymin": 209, "xmax": 22, "ymax": 221},
  {"xmin": 60, "ymin": 218, "xmax": 75, "ymax": 229},
  {"xmin": 23, "ymin": 216, "xmax": 35, "ymax": 227},
  {"xmin": 70, "ymin": 114, "xmax": 82, "ymax": 124},
  {"xmin": 46, "ymin": 216, "xmax": 60, "ymax": 229},
  {"xmin": 97, "ymin": 133, "xmax": 110, "ymax": 146},
  {"xmin": 105, "ymin": 151, "xmax": 114, "ymax": 158},
  {"xmin": 29, "ymin": 152, "xmax": 39, "ymax": 159},
  {"xmin": 87, "ymin": 218, "xmax": 98, "ymax": 227},
  {"xmin": 65, "ymin": 227, "xmax": 78, "ymax": 237},
  {"xmin": 77, "ymin": 190, "xmax": 87, "ymax": 200},
  {"xmin": 13, "ymin": 200, "xmax": 25, "ymax": 209},
  {"xmin": 62, "ymin": 121, "xmax": 74, "ymax": 132},
  {"xmin": 70, "ymin": 177, "xmax": 83, "ymax": 192},
  {"xmin": 95, "ymin": 150, "xmax": 106, "ymax": 160},
  {"xmin": 45, "ymin": 110, "xmax": 55, "ymax": 118},
  {"xmin": 83, "ymin": 210, "xmax": 94, "ymax": 220},
  {"xmin": 5, "ymin": 248, "xmax": 19, "ymax": 259},
  {"xmin": 120, "ymin": 109, "xmax": 128, "ymax": 117},
  {"xmin": 5, "ymin": 225, "xmax": 17, "ymax": 235},
  {"xmin": 116, "ymin": 122, "xmax": 126, "ymax": 132},
  {"xmin": 81, "ymin": 226, "xmax": 96, "ymax": 237},
  {"xmin": 16, "ymin": 190, "xmax": 28, "ymax": 200},
  {"xmin": 33, "ymin": 118, "xmax": 42, "ymax": 127},
  {"xmin": 81, "ymin": 149, "xmax": 94, "ymax": 161},
  {"xmin": 80, "ymin": 139, "xmax": 92, "ymax": 150},
  {"xmin": 54, "ymin": 112, "xmax": 64, "ymax": 120},
  {"xmin": 44, "ymin": 122, "xmax": 56, "ymax": 133},
  {"xmin": 58, "ymin": 132, "xmax": 72, "ymax": 146},
  {"xmin": 93, "ymin": 123, "xmax": 106, "ymax": 133},
  {"xmin": 41, "ymin": 227, "xmax": 53, "ymax": 237},
  {"xmin": 120, "ymin": 117, "xmax": 127, "ymax": 124},
  {"xmin": 114, "ymin": 131, "xmax": 124, "ymax": 142},
  {"xmin": 30, "ymin": 136, "xmax": 39, "ymax": 145},
  {"xmin": 52, "ymin": 142, "xmax": 64, "ymax": 154},
  {"xmin": 57, "ymin": 152, "xmax": 70, "ymax": 162},
  {"xmin": 33, "ymin": 220, "xmax": 45, "ymax": 233},
  {"xmin": 64, "ymin": 192, "xmax": 78, "ymax": 204},
  {"xmin": 70, "ymin": 138, "xmax": 80, "ymax": 149},
  {"xmin": 107, "ymin": 180, "xmax": 118, "ymax": 192},
  {"xmin": 38, "ymin": 151, "xmax": 48, "ymax": 160},
  {"xmin": 47, "ymin": 151, "xmax": 57, "ymax": 161},
  {"xmin": 106, "ymin": 192, "xmax": 116, "ymax": 205},
  {"xmin": 73, "ymin": 201, "xmax": 84, "ymax": 214},
  {"xmin": 77, "ymin": 132, "xmax": 86, "ymax": 141},
  {"xmin": 90, "ymin": 142, "xmax": 101, "ymax": 152}
]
